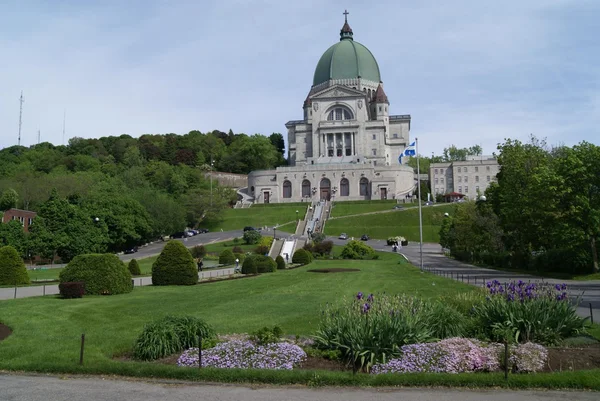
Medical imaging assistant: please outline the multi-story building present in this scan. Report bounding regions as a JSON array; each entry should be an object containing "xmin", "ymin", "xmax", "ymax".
[
  {"xmin": 1, "ymin": 208, "xmax": 37, "ymax": 232},
  {"xmin": 429, "ymin": 156, "xmax": 499, "ymax": 199}
]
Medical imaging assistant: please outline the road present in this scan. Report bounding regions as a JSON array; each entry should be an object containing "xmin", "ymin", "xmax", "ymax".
[{"xmin": 1, "ymin": 374, "xmax": 597, "ymax": 401}]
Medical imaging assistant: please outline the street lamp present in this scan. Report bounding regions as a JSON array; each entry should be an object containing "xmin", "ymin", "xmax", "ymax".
[
  {"xmin": 93, "ymin": 217, "xmax": 99, "ymax": 223},
  {"xmin": 273, "ymin": 226, "xmax": 277, "ymax": 240},
  {"xmin": 210, "ymin": 158, "xmax": 215, "ymax": 207},
  {"xmin": 296, "ymin": 210, "xmax": 299, "ymax": 221}
]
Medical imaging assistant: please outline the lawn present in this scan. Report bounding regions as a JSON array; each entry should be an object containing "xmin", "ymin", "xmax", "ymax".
[
  {"xmin": 330, "ymin": 199, "xmax": 414, "ymax": 218},
  {"xmin": 325, "ymin": 204, "xmax": 457, "ymax": 242},
  {"xmin": 203, "ymin": 204, "xmax": 309, "ymax": 232},
  {"xmin": 0, "ymin": 252, "xmax": 474, "ymax": 372}
]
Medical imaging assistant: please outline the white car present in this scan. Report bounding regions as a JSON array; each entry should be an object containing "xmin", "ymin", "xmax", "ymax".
[{"xmin": 339, "ymin": 233, "xmax": 348, "ymax": 240}]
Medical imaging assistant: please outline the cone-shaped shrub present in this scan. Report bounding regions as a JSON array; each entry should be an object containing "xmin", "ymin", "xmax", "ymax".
[
  {"xmin": 219, "ymin": 249, "xmax": 235, "ymax": 265},
  {"xmin": 241, "ymin": 255, "xmax": 258, "ymax": 274},
  {"xmin": 275, "ymin": 255, "xmax": 286, "ymax": 270},
  {"xmin": 128, "ymin": 259, "xmax": 141, "ymax": 276},
  {"xmin": 0, "ymin": 245, "xmax": 30, "ymax": 285},
  {"xmin": 152, "ymin": 241, "xmax": 197, "ymax": 286},
  {"xmin": 292, "ymin": 248, "xmax": 312, "ymax": 265},
  {"xmin": 59, "ymin": 254, "xmax": 132, "ymax": 295},
  {"xmin": 254, "ymin": 255, "xmax": 277, "ymax": 273}
]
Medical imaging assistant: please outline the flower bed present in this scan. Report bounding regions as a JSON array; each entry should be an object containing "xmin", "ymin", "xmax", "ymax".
[
  {"xmin": 371, "ymin": 338, "xmax": 547, "ymax": 374},
  {"xmin": 177, "ymin": 340, "xmax": 306, "ymax": 370}
]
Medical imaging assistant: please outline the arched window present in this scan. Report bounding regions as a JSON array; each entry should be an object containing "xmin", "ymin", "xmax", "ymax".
[
  {"xmin": 359, "ymin": 177, "xmax": 369, "ymax": 196},
  {"xmin": 340, "ymin": 178, "xmax": 349, "ymax": 196},
  {"xmin": 326, "ymin": 107, "xmax": 353, "ymax": 121},
  {"xmin": 302, "ymin": 180, "xmax": 311, "ymax": 197},
  {"xmin": 282, "ymin": 180, "xmax": 292, "ymax": 198}
]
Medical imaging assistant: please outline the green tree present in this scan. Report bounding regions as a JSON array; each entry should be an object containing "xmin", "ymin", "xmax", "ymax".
[
  {"xmin": 0, "ymin": 188, "xmax": 18, "ymax": 210},
  {"xmin": 152, "ymin": 240, "xmax": 198, "ymax": 285},
  {"xmin": 0, "ymin": 220, "xmax": 28, "ymax": 257},
  {"xmin": 269, "ymin": 133, "xmax": 285, "ymax": 155},
  {"xmin": 0, "ymin": 245, "xmax": 30, "ymax": 285}
]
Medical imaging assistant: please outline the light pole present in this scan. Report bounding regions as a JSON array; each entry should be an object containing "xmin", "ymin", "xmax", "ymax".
[
  {"xmin": 296, "ymin": 210, "xmax": 299, "ymax": 221},
  {"xmin": 210, "ymin": 158, "xmax": 214, "ymax": 207},
  {"xmin": 273, "ymin": 226, "xmax": 277, "ymax": 241}
]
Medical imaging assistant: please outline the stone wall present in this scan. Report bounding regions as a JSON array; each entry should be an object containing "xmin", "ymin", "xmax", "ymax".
[{"xmin": 205, "ymin": 172, "xmax": 248, "ymax": 188}]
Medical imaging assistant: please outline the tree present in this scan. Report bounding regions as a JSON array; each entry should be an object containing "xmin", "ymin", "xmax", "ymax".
[
  {"xmin": 269, "ymin": 133, "xmax": 285, "ymax": 155},
  {"xmin": 0, "ymin": 220, "xmax": 28, "ymax": 257},
  {"xmin": 0, "ymin": 188, "xmax": 18, "ymax": 210},
  {"xmin": 151, "ymin": 240, "xmax": 198, "ymax": 285},
  {"xmin": 0, "ymin": 245, "xmax": 30, "ymax": 285}
]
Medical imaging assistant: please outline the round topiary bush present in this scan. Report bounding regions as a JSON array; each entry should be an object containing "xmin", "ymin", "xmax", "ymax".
[
  {"xmin": 254, "ymin": 255, "xmax": 277, "ymax": 273},
  {"xmin": 190, "ymin": 245, "xmax": 206, "ymax": 259},
  {"xmin": 340, "ymin": 240, "xmax": 376, "ymax": 260},
  {"xmin": 0, "ymin": 245, "xmax": 30, "ymax": 285},
  {"xmin": 241, "ymin": 256, "xmax": 258, "ymax": 275},
  {"xmin": 59, "ymin": 254, "xmax": 132, "ymax": 295},
  {"xmin": 275, "ymin": 255, "xmax": 286, "ymax": 270},
  {"xmin": 232, "ymin": 246, "xmax": 243, "ymax": 254},
  {"xmin": 152, "ymin": 241, "xmax": 197, "ymax": 286},
  {"xmin": 128, "ymin": 259, "xmax": 141, "ymax": 276},
  {"xmin": 292, "ymin": 248, "xmax": 313, "ymax": 265},
  {"xmin": 219, "ymin": 249, "xmax": 236, "ymax": 265}
]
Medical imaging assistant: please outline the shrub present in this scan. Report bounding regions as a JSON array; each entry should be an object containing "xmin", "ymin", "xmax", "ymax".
[
  {"xmin": 250, "ymin": 325, "xmax": 284, "ymax": 345},
  {"xmin": 340, "ymin": 240, "xmax": 376, "ymax": 260},
  {"xmin": 311, "ymin": 232, "xmax": 326, "ymax": 243},
  {"xmin": 177, "ymin": 340, "xmax": 306, "ymax": 369},
  {"xmin": 275, "ymin": 255, "xmax": 286, "ymax": 270},
  {"xmin": 313, "ymin": 240, "xmax": 333, "ymax": 256},
  {"xmin": 190, "ymin": 245, "xmax": 206, "ymax": 259},
  {"xmin": 254, "ymin": 255, "xmax": 277, "ymax": 273},
  {"xmin": 259, "ymin": 236, "xmax": 274, "ymax": 249},
  {"xmin": 59, "ymin": 254, "xmax": 132, "ymax": 295},
  {"xmin": 292, "ymin": 249, "xmax": 312, "ymax": 265},
  {"xmin": 509, "ymin": 342, "xmax": 548, "ymax": 372},
  {"xmin": 133, "ymin": 315, "xmax": 215, "ymax": 361},
  {"xmin": 219, "ymin": 249, "xmax": 236, "ymax": 265},
  {"xmin": 58, "ymin": 281, "xmax": 85, "ymax": 299},
  {"xmin": 243, "ymin": 230, "xmax": 261, "ymax": 245},
  {"xmin": 128, "ymin": 259, "xmax": 141, "ymax": 276},
  {"xmin": 0, "ymin": 245, "xmax": 30, "ymax": 285},
  {"xmin": 386, "ymin": 236, "xmax": 406, "ymax": 246},
  {"xmin": 233, "ymin": 253, "xmax": 245, "ymax": 264},
  {"xmin": 473, "ymin": 280, "xmax": 587, "ymax": 345},
  {"xmin": 241, "ymin": 256, "xmax": 258, "ymax": 275},
  {"xmin": 254, "ymin": 244, "xmax": 270, "ymax": 255},
  {"xmin": 151, "ymin": 241, "xmax": 197, "ymax": 286},
  {"xmin": 232, "ymin": 246, "xmax": 243, "ymax": 254}
]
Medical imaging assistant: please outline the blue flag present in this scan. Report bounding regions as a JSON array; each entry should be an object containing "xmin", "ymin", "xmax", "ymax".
[{"xmin": 398, "ymin": 141, "xmax": 416, "ymax": 164}]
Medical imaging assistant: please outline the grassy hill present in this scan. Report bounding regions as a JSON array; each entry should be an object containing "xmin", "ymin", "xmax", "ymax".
[
  {"xmin": 330, "ymin": 200, "xmax": 416, "ymax": 218},
  {"xmin": 204, "ymin": 203, "xmax": 310, "ymax": 232},
  {"xmin": 324, "ymin": 204, "xmax": 457, "ymax": 243}
]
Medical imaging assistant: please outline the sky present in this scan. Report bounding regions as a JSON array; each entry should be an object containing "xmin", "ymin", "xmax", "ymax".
[{"xmin": 1, "ymin": 0, "xmax": 598, "ymax": 156}]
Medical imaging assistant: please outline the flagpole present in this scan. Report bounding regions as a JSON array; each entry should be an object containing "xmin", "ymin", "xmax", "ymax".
[{"xmin": 416, "ymin": 137, "xmax": 424, "ymax": 270}]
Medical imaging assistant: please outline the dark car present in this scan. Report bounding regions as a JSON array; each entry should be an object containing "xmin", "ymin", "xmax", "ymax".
[
  {"xmin": 243, "ymin": 226, "xmax": 257, "ymax": 232},
  {"xmin": 124, "ymin": 246, "xmax": 138, "ymax": 254},
  {"xmin": 197, "ymin": 228, "xmax": 209, "ymax": 234},
  {"xmin": 171, "ymin": 232, "xmax": 187, "ymax": 239},
  {"xmin": 360, "ymin": 234, "xmax": 369, "ymax": 241}
]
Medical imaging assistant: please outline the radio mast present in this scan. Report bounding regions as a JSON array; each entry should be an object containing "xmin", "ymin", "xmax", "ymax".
[{"xmin": 18, "ymin": 91, "xmax": 24, "ymax": 146}]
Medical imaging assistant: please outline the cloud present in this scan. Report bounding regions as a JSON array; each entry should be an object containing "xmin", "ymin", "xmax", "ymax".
[{"xmin": 0, "ymin": 0, "xmax": 598, "ymax": 156}]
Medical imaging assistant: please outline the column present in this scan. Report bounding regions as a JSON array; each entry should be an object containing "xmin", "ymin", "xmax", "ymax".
[{"xmin": 342, "ymin": 133, "xmax": 346, "ymax": 157}]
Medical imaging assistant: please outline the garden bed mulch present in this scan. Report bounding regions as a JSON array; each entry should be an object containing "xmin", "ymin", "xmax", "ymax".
[
  {"xmin": 545, "ymin": 344, "xmax": 600, "ymax": 372},
  {"xmin": 307, "ymin": 268, "xmax": 360, "ymax": 273},
  {"xmin": 0, "ymin": 323, "xmax": 12, "ymax": 341}
]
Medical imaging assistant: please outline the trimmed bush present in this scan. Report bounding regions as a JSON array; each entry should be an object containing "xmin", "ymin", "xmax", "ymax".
[
  {"xmin": 0, "ymin": 245, "xmax": 30, "ymax": 285},
  {"xmin": 133, "ymin": 315, "xmax": 215, "ymax": 361},
  {"xmin": 128, "ymin": 259, "xmax": 141, "ymax": 276},
  {"xmin": 152, "ymin": 241, "xmax": 198, "ymax": 286},
  {"xmin": 254, "ymin": 244, "xmax": 270, "ymax": 255},
  {"xmin": 313, "ymin": 240, "xmax": 333, "ymax": 256},
  {"xmin": 59, "ymin": 254, "xmax": 132, "ymax": 295},
  {"xmin": 259, "ymin": 236, "xmax": 274, "ymax": 249},
  {"xmin": 58, "ymin": 281, "xmax": 85, "ymax": 299},
  {"xmin": 219, "ymin": 249, "xmax": 236, "ymax": 265},
  {"xmin": 190, "ymin": 245, "xmax": 206, "ymax": 259},
  {"xmin": 241, "ymin": 256, "xmax": 258, "ymax": 275},
  {"xmin": 340, "ymin": 240, "xmax": 376, "ymax": 259},
  {"xmin": 292, "ymin": 248, "xmax": 313, "ymax": 265},
  {"xmin": 275, "ymin": 255, "xmax": 286, "ymax": 270},
  {"xmin": 232, "ymin": 246, "xmax": 243, "ymax": 254},
  {"xmin": 254, "ymin": 255, "xmax": 277, "ymax": 273},
  {"xmin": 243, "ymin": 230, "xmax": 261, "ymax": 245}
]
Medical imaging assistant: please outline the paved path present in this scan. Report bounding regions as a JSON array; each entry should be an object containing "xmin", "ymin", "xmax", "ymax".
[
  {"xmin": 2, "ymin": 374, "xmax": 598, "ymax": 401},
  {"xmin": 0, "ymin": 267, "xmax": 236, "ymax": 300}
]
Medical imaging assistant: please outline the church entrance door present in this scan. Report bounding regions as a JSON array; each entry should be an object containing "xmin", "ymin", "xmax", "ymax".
[
  {"xmin": 319, "ymin": 178, "xmax": 331, "ymax": 201},
  {"xmin": 380, "ymin": 188, "xmax": 387, "ymax": 200},
  {"xmin": 264, "ymin": 192, "xmax": 270, "ymax": 204}
]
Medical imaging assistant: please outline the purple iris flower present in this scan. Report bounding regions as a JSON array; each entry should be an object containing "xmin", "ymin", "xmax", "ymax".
[{"xmin": 356, "ymin": 292, "xmax": 363, "ymax": 300}]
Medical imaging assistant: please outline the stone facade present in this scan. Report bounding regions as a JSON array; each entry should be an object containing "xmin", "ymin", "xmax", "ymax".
[
  {"xmin": 429, "ymin": 156, "xmax": 499, "ymax": 198},
  {"xmin": 247, "ymin": 17, "xmax": 415, "ymax": 204}
]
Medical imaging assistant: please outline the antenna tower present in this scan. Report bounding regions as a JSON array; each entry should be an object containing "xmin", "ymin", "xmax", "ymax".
[
  {"xmin": 18, "ymin": 91, "xmax": 24, "ymax": 146},
  {"xmin": 62, "ymin": 110, "xmax": 66, "ymax": 145},
  {"xmin": 38, "ymin": 129, "xmax": 41, "ymax": 144}
]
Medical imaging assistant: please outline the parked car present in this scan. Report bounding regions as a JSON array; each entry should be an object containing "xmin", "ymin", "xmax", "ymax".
[
  {"xmin": 393, "ymin": 205, "xmax": 404, "ymax": 210},
  {"xmin": 124, "ymin": 246, "xmax": 138, "ymax": 254},
  {"xmin": 339, "ymin": 233, "xmax": 348, "ymax": 240},
  {"xmin": 171, "ymin": 232, "xmax": 187, "ymax": 239},
  {"xmin": 360, "ymin": 234, "xmax": 369, "ymax": 241},
  {"xmin": 197, "ymin": 228, "xmax": 209, "ymax": 233},
  {"xmin": 243, "ymin": 226, "xmax": 257, "ymax": 232}
]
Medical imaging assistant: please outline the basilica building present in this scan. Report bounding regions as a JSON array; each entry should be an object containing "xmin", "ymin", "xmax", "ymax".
[{"xmin": 247, "ymin": 15, "xmax": 415, "ymax": 203}]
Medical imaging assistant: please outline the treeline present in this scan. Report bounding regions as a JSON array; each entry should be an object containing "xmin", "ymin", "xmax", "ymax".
[
  {"xmin": 440, "ymin": 136, "xmax": 600, "ymax": 275},
  {"xmin": 0, "ymin": 129, "xmax": 286, "ymax": 262}
]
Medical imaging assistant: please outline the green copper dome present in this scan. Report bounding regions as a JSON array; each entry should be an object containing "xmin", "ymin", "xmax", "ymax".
[{"xmin": 312, "ymin": 19, "xmax": 381, "ymax": 86}]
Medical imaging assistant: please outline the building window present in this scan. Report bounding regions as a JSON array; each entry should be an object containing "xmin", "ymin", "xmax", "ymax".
[
  {"xmin": 340, "ymin": 178, "xmax": 349, "ymax": 196},
  {"xmin": 441, "ymin": 169, "xmax": 444, "ymax": 174},
  {"xmin": 372, "ymin": 134, "xmax": 376, "ymax": 140},
  {"xmin": 328, "ymin": 149, "xmax": 334, "ymax": 157},
  {"xmin": 464, "ymin": 176, "xmax": 468, "ymax": 183},
  {"xmin": 464, "ymin": 167, "xmax": 468, "ymax": 172},
  {"xmin": 465, "ymin": 186, "xmax": 469, "ymax": 193},
  {"xmin": 458, "ymin": 186, "xmax": 462, "ymax": 193},
  {"xmin": 486, "ymin": 166, "xmax": 490, "ymax": 171},
  {"xmin": 393, "ymin": 133, "xmax": 398, "ymax": 138},
  {"xmin": 435, "ymin": 169, "xmax": 438, "ymax": 174},
  {"xmin": 302, "ymin": 180, "xmax": 311, "ymax": 197},
  {"xmin": 379, "ymin": 106, "xmax": 382, "ymax": 112},
  {"xmin": 282, "ymin": 180, "xmax": 292, "ymax": 198},
  {"xmin": 476, "ymin": 186, "xmax": 480, "ymax": 192},
  {"xmin": 385, "ymin": 106, "xmax": 387, "ymax": 112},
  {"xmin": 458, "ymin": 176, "xmax": 462, "ymax": 183},
  {"xmin": 441, "ymin": 178, "xmax": 444, "ymax": 183},
  {"xmin": 435, "ymin": 178, "xmax": 438, "ymax": 184},
  {"xmin": 327, "ymin": 107, "xmax": 353, "ymax": 121},
  {"xmin": 372, "ymin": 149, "xmax": 377, "ymax": 156},
  {"xmin": 359, "ymin": 177, "xmax": 369, "ymax": 196},
  {"xmin": 28, "ymin": 217, "xmax": 32, "ymax": 226},
  {"xmin": 475, "ymin": 166, "xmax": 478, "ymax": 172},
  {"xmin": 487, "ymin": 176, "xmax": 491, "ymax": 182},
  {"xmin": 475, "ymin": 176, "xmax": 479, "ymax": 182},
  {"xmin": 337, "ymin": 148, "xmax": 343, "ymax": 157},
  {"xmin": 458, "ymin": 167, "xmax": 461, "ymax": 173}
]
